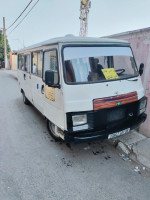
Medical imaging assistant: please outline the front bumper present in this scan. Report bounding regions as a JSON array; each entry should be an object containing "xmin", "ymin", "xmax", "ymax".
[{"xmin": 64, "ymin": 113, "xmax": 147, "ymax": 143}]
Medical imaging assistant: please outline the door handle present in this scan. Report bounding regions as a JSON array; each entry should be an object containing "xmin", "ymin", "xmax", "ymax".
[
  {"xmin": 41, "ymin": 85, "xmax": 44, "ymax": 94},
  {"xmin": 24, "ymin": 74, "xmax": 26, "ymax": 80}
]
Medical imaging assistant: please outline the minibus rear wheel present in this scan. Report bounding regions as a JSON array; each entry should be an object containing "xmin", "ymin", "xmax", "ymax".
[
  {"xmin": 22, "ymin": 92, "xmax": 30, "ymax": 105},
  {"xmin": 47, "ymin": 120, "xmax": 61, "ymax": 141}
]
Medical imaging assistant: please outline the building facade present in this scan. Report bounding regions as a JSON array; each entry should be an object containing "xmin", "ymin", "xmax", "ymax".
[{"xmin": 10, "ymin": 51, "xmax": 17, "ymax": 70}]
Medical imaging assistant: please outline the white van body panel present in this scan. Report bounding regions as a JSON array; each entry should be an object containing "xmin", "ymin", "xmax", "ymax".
[
  {"xmin": 62, "ymin": 77, "xmax": 144, "ymax": 113},
  {"xmin": 43, "ymin": 88, "xmax": 65, "ymax": 130},
  {"xmin": 31, "ymin": 75, "xmax": 44, "ymax": 113},
  {"xmin": 18, "ymin": 70, "xmax": 32, "ymax": 102},
  {"xmin": 18, "ymin": 44, "xmax": 65, "ymax": 130}
]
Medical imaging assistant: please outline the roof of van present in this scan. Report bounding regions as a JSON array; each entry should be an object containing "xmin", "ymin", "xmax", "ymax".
[{"xmin": 19, "ymin": 35, "xmax": 129, "ymax": 52}]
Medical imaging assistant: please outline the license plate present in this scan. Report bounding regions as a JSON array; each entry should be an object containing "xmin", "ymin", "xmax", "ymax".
[{"xmin": 108, "ymin": 128, "xmax": 130, "ymax": 139}]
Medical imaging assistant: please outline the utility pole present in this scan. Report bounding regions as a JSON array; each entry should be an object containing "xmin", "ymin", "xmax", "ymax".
[
  {"xmin": 3, "ymin": 17, "xmax": 8, "ymax": 69},
  {"xmin": 79, "ymin": 0, "xmax": 91, "ymax": 37}
]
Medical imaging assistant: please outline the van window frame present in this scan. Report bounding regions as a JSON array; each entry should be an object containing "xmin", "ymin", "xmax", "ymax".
[
  {"xmin": 42, "ymin": 48, "xmax": 60, "ymax": 87},
  {"xmin": 61, "ymin": 44, "xmax": 139, "ymax": 85},
  {"xmin": 18, "ymin": 54, "xmax": 23, "ymax": 70},
  {"xmin": 18, "ymin": 53, "xmax": 30, "ymax": 73},
  {"xmin": 24, "ymin": 54, "xmax": 31, "ymax": 73},
  {"xmin": 31, "ymin": 50, "xmax": 43, "ymax": 78}
]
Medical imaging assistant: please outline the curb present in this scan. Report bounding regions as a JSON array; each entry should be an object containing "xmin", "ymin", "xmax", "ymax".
[{"xmin": 109, "ymin": 130, "xmax": 150, "ymax": 170}]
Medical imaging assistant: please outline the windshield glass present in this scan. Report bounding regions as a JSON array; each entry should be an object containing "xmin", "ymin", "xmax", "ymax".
[{"xmin": 63, "ymin": 46, "xmax": 138, "ymax": 84}]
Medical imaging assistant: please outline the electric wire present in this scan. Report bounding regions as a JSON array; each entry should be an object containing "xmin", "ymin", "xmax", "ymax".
[
  {"xmin": 9, "ymin": 0, "xmax": 40, "ymax": 34},
  {"xmin": 6, "ymin": 0, "xmax": 33, "ymax": 30}
]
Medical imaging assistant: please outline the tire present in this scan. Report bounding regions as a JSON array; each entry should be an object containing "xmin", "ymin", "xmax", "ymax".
[
  {"xmin": 47, "ymin": 120, "xmax": 62, "ymax": 141},
  {"xmin": 22, "ymin": 92, "xmax": 30, "ymax": 105}
]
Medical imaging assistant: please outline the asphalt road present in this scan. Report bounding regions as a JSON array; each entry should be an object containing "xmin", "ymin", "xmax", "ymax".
[{"xmin": 0, "ymin": 70, "xmax": 150, "ymax": 200}]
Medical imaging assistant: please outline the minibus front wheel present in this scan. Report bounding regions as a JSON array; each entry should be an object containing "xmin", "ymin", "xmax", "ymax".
[{"xmin": 47, "ymin": 120, "xmax": 62, "ymax": 141}]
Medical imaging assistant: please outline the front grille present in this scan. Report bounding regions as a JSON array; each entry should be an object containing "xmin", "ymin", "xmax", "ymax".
[
  {"xmin": 66, "ymin": 100, "xmax": 139, "ymax": 134},
  {"xmin": 93, "ymin": 100, "xmax": 139, "ymax": 131},
  {"xmin": 93, "ymin": 92, "xmax": 138, "ymax": 110},
  {"xmin": 107, "ymin": 108, "xmax": 126, "ymax": 123}
]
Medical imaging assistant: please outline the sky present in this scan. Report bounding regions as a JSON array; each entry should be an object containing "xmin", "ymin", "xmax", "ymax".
[{"xmin": 0, "ymin": 0, "xmax": 150, "ymax": 50}]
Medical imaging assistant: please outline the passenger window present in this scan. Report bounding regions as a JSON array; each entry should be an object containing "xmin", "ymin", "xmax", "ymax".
[
  {"xmin": 32, "ymin": 51, "xmax": 43, "ymax": 77},
  {"xmin": 18, "ymin": 54, "xmax": 24, "ymax": 70},
  {"xmin": 24, "ymin": 55, "xmax": 30, "ymax": 72},
  {"xmin": 43, "ymin": 50, "xmax": 58, "ymax": 84}
]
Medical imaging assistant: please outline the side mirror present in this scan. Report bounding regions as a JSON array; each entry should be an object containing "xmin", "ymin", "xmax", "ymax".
[
  {"xmin": 45, "ymin": 70, "xmax": 54, "ymax": 86},
  {"xmin": 139, "ymin": 63, "xmax": 144, "ymax": 76}
]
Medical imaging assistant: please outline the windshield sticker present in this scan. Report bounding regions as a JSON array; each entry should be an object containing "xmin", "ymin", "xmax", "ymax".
[{"xmin": 102, "ymin": 68, "xmax": 119, "ymax": 80}]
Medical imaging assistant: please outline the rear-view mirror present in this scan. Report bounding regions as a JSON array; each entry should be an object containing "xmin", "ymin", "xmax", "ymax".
[
  {"xmin": 45, "ymin": 70, "xmax": 54, "ymax": 86},
  {"xmin": 139, "ymin": 63, "xmax": 144, "ymax": 76}
]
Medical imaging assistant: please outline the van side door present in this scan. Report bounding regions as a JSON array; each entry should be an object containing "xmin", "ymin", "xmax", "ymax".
[
  {"xmin": 43, "ymin": 49, "xmax": 64, "ymax": 130},
  {"xmin": 18, "ymin": 54, "xmax": 32, "ymax": 101},
  {"xmin": 31, "ymin": 50, "xmax": 44, "ymax": 113},
  {"xmin": 23, "ymin": 54, "xmax": 32, "ymax": 101}
]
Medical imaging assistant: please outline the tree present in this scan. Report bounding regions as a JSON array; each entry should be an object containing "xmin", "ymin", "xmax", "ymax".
[{"xmin": 0, "ymin": 29, "xmax": 11, "ymax": 63}]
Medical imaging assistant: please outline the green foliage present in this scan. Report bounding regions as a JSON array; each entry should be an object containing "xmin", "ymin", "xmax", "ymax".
[{"xmin": 0, "ymin": 30, "xmax": 11, "ymax": 62}]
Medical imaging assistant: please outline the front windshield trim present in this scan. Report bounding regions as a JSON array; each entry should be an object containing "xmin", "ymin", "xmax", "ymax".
[{"xmin": 61, "ymin": 44, "xmax": 139, "ymax": 85}]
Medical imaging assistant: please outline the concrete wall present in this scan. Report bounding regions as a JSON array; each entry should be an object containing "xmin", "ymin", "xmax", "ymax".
[
  {"xmin": 109, "ymin": 28, "xmax": 150, "ymax": 137},
  {"xmin": 10, "ymin": 52, "xmax": 17, "ymax": 70}
]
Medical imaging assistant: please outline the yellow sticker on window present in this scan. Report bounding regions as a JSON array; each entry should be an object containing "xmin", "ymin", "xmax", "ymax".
[
  {"xmin": 102, "ymin": 68, "xmax": 119, "ymax": 80},
  {"xmin": 45, "ymin": 85, "xmax": 55, "ymax": 102}
]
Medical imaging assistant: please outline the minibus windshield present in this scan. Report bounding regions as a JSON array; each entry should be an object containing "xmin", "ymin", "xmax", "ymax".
[{"xmin": 63, "ymin": 46, "xmax": 138, "ymax": 84}]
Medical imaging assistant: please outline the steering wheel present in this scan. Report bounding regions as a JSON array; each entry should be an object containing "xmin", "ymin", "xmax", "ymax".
[{"xmin": 116, "ymin": 69, "xmax": 125, "ymax": 75}]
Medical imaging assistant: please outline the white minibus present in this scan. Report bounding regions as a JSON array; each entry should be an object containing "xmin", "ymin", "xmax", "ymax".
[{"xmin": 17, "ymin": 36, "xmax": 147, "ymax": 142}]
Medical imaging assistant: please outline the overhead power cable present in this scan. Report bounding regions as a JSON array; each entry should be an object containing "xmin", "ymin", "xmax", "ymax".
[
  {"xmin": 9, "ymin": 0, "xmax": 40, "ymax": 34},
  {"xmin": 7, "ymin": 0, "xmax": 33, "ymax": 31}
]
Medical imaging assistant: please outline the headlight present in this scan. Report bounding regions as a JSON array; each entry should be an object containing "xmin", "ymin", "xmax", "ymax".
[
  {"xmin": 139, "ymin": 98, "xmax": 147, "ymax": 114},
  {"xmin": 140, "ymin": 99, "xmax": 147, "ymax": 110},
  {"xmin": 72, "ymin": 114, "xmax": 87, "ymax": 126}
]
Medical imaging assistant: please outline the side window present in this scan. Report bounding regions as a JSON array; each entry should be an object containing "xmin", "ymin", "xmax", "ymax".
[
  {"xmin": 32, "ymin": 51, "xmax": 43, "ymax": 77},
  {"xmin": 43, "ymin": 50, "xmax": 58, "ymax": 84},
  {"xmin": 24, "ymin": 55, "xmax": 30, "ymax": 72},
  {"xmin": 18, "ymin": 54, "xmax": 24, "ymax": 70}
]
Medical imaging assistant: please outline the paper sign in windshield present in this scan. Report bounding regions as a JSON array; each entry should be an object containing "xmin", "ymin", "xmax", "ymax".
[
  {"xmin": 102, "ymin": 68, "xmax": 119, "ymax": 80},
  {"xmin": 45, "ymin": 85, "xmax": 55, "ymax": 102}
]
